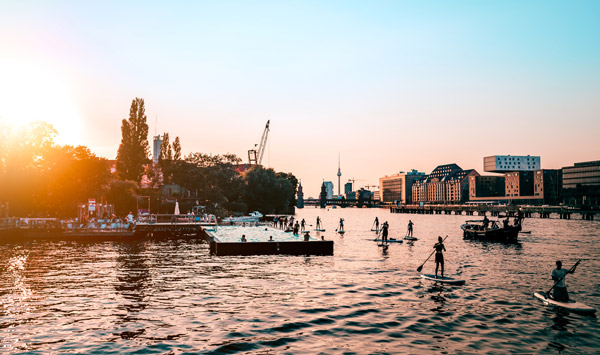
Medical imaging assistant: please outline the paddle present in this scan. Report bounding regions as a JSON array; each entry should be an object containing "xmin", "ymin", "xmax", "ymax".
[
  {"xmin": 546, "ymin": 260, "xmax": 580, "ymax": 299},
  {"xmin": 372, "ymin": 228, "xmax": 383, "ymax": 241},
  {"xmin": 416, "ymin": 235, "xmax": 448, "ymax": 272}
]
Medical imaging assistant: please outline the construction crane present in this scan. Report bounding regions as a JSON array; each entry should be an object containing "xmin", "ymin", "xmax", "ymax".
[{"xmin": 248, "ymin": 120, "xmax": 270, "ymax": 166}]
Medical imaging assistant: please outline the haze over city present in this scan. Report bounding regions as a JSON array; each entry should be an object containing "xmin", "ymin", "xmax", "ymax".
[{"xmin": 1, "ymin": 1, "xmax": 599, "ymax": 196}]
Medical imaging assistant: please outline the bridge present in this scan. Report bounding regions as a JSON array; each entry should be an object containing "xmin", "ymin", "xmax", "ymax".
[
  {"xmin": 389, "ymin": 205, "xmax": 597, "ymax": 220},
  {"xmin": 302, "ymin": 198, "xmax": 382, "ymax": 208}
]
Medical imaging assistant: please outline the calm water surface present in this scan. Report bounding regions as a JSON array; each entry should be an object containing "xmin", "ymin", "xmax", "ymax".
[{"xmin": 1, "ymin": 208, "xmax": 599, "ymax": 354}]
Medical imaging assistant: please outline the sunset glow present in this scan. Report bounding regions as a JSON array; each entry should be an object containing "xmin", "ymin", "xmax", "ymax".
[{"xmin": 0, "ymin": 59, "xmax": 83, "ymax": 146}]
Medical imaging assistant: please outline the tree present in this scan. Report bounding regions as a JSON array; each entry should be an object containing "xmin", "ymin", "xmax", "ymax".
[
  {"xmin": 172, "ymin": 136, "xmax": 181, "ymax": 161},
  {"xmin": 276, "ymin": 172, "xmax": 298, "ymax": 209},
  {"xmin": 116, "ymin": 97, "xmax": 149, "ymax": 182},
  {"xmin": 244, "ymin": 166, "xmax": 295, "ymax": 214},
  {"xmin": 105, "ymin": 180, "xmax": 138, "ymax": 216},
  {"xmin": 159, "ymin": 132, "xmax": 172, "ymax": 161}
]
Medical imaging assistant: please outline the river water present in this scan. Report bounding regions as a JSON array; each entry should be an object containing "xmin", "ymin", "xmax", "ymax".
[{"xmin": 1, "ymin": 208, "xmax": 599, "ymax": 354}]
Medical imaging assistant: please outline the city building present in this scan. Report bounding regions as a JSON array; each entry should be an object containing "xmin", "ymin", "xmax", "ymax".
[
  {"xmin": 484, "ymin": 155, "xmax": 540, "ymax": 173},
  {"xmin": 562, "ymin": 160, "xmax": 600, "ymax": 206},
  {"xmin": 505, "ymin": 171, "xmax": 534, "ymax": 197},
  {"xmin": 372, "ymin": 190, "xmax": 380, "ymax": 201},
  {"xmin": 469, "ymin": 175, "xmax": 506, "ymax": 199},
  {"xmin": 412, "ymin": 164, "xmax": 479, "ymax": 204},
  {"xmin": 344, "ymin": 182, "xmax": 353, "ymax": 195},
  {"xmin": 379, "ymin": 170, "xmax": 425, "ymax": 204},
  {"xmin": 534, "ymin": 169, "xmax": 562, "ymax": 205},
  {"xmin": 152, "ymin": 135, "xmax": 162, "ymax": 165},
  {"xmin": 324, "ymin": 181, "xmax": 334, "ymax": 199}
]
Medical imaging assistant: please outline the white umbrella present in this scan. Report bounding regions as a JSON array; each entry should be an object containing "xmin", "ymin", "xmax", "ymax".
[{"xmin": 174, "ymin": 201, "xmax": 180, "ymax": 215}]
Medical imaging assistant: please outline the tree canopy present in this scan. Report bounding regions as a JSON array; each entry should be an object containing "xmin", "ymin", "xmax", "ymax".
[{"xmin": 116, "ymin": 97, "xmax": 149, "ymax": 182}]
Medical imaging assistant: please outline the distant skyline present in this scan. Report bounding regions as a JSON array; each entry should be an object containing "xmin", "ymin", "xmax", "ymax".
[{"xmin": 2, "ymin": 1, "xmax": 599, "ymax": 196}]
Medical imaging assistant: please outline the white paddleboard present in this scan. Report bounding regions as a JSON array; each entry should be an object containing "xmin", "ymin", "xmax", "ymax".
[
  {"xmin": 533, "ymin": 292, "xmax": 596, "ymax": 314},
  {"xmin": 371, "ymin": 238, "xmax": 403, "ymax": 243},
  {"xmin": 404, "ymin": 236, "xmax": 418, "ymax": 241},
  {"xmin": 421, "ymin": 274, "xmax": 466, "ymax": 285}
]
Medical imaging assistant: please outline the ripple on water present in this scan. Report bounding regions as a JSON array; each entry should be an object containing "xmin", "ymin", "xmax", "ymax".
[{"xmin": 2, "ymin": 213, "xmax": 600, "ymax": 354}]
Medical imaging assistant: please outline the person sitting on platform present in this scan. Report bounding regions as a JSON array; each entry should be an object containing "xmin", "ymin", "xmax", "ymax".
[
  {"xmin": 241, "ymin": 234, "xmax": 247, "ymax": 242},
  {"xmin": 268, "ymin": 236, "xmax": 274, "ymax": 242},
  {"xmin": 304, "ymin": 231, "xmax": 310, "ymax": 241}
]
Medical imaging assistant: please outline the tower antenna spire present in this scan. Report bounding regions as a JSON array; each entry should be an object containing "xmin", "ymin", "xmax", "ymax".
[{"xmin": 337, "ymin": 152, "xmax": 342, "ymax": 196}]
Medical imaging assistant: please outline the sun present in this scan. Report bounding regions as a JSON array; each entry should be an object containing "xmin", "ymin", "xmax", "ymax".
[{"xmin": 0, "ymin": 59, "xmax": 83, "ymax": 146}]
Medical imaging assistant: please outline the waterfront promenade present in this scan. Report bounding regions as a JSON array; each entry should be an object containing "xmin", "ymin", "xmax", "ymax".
[{"xmin": 390, "ymin": 204, "xmax": 598, "ymax": 220}]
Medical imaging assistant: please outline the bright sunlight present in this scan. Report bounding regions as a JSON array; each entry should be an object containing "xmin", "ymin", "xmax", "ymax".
[{"xmin": 0, "ymin": 59, "xmax": 83, "ymax": 146}]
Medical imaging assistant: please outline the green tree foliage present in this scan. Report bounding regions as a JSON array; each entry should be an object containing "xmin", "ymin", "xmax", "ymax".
[
  {"xmin": 116, "ymin": 97, "xmax": 149, "ymax": 182},
  {"xmin": 276, "ymin": 172, "xmax": 298, "ymax": 209},
  {"xmin": 159, "ymin": 132, "xmax": 172, "ymax": 161},
  {"xmin": 0, "ymin": 122, "xmax": 111, "ymax": 217},
  {"xmin": 105, "ymin": 180, "xmax": 139, "ymax": 216},
  {"xmin": 172, "ymin": 136, "xmax": 181, "ymax": 161},
  {"xmin": 244, "ymin": 166, "xmax": 295, "ymax": 214}
]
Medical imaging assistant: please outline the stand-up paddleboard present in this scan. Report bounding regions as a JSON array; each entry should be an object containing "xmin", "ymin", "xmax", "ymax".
[
  {"xmin": 533, "ymin": 292, "xmax": 596, "ymax": 314},
  {"xmin": 371, "ymin": 229, "xmax": 379, "ymax": 232},
  {"xmin": 370, "ymin": 238, "xmax": 403, "ymax": 243},
  {"xmin": 404, "ymin": 236, "xmax": 418, "ymax": 241},
  {"xmin": 338, "ymin": 230, "xmax": 345, "ymax": 234},
  {"xmin": 421, "ymin": 274, "xmax": 466, "ymax": 285},
  {"xmin": 315, "ymin": 229, "xmax": 326, "ymax": 232}
]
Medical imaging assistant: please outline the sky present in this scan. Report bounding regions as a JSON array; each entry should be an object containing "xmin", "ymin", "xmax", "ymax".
[{"xmin": 1, "ymin": 1, "xmax": 599, "ymax": 197}]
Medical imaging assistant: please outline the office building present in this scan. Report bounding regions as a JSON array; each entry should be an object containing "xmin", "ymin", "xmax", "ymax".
[
  {"xmin": 534, "ymin": 169, "xmax": 562, "ymax": 205},
  {"xmin": 469, "ymin": 175, "xmax": 506, "ymax": 199},
  {"xmin": 344, "ymin": 182, "xmax": 353, "ymax": 196},
  {"xmin": 379, "ymin": 170, "xmax": 425, "ymax": 204},
  {"xmin": 505, "ymin": 171, "xmax": 534, "ymax": 197},
  {"xmin": 324, "ymin": 181, "xmax": 334, "ymax": 199},
  {"xmin": 562, "ymin": 160, "xmax": 600, "ymax": 206},
  {"xmin": 152, "ymin": 135, "xmax": 162, "ymax": 165},
  {"xmin": 484, "ymin": 155, "xmax": 540, "ymax": 173}
]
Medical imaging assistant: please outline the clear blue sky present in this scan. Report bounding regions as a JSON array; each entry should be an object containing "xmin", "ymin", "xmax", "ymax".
[{"xmin": 1, "ymin": 1, "xmax": 599, "ymax": 196}]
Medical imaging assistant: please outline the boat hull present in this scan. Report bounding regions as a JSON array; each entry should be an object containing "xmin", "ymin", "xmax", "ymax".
[{"xmin": 461, "ymin": 224, "xmax": 520, "ymax": 243}]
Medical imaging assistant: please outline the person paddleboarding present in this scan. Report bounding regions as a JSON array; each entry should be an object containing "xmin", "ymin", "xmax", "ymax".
[
  {"xmin": 434, "ymin": 236, "xmax": 446, "ymax": 278},
  {"xmin": 407, "ymin": 220, "xmax": 414, "ymax": 237},
  {"xmin": 381, "ymin": 221, "xmax": 389, "ymax": 244},
  {"xmin": 338, "ymin": 218, "xmax": 344, "ymax": 232},
  {"xmin": 551, "ymin": 260, "xmax": 579, "ymax": 301},
  {"xmin": 374, "ymin": 217, "xmax": 379, "ymax": 232},
  {"xmin": 316, "ymin": 216, "xmax": 322, "ymax": 230}
]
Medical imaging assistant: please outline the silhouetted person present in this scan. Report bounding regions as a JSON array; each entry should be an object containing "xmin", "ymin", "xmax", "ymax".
[
  {"xmin": 552, "ymin": 260, "xmax": 579, "ymax": 302},
  {"xmin": 381, "ymin": 221, "xmax": 389, "ymax": 243},
  {"xmin": 407, "ymin": 220, "xmax": 414, "ymax": 237},
  {"xmin": 434, "ymin": 236, "xmax": 446, "ymax": 278}
]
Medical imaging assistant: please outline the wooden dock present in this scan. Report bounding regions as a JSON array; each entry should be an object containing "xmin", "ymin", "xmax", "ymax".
[{"xmin": 390, "ymin": 205, "xmax": 597, "ymax": 220}]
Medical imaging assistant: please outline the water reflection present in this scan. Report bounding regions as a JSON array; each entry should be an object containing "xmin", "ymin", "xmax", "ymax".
[{"xmin": 113, "ymin": 242, "xmax": 150, "ymax": 339}]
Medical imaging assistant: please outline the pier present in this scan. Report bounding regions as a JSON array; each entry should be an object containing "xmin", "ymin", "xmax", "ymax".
[
  {"xmin": 303, "ymin": 198, "xmax": 383, "ymax": 208},
  {"xmin": 390, "ymin": 205, "xmax": 598, "ymax": 220}
]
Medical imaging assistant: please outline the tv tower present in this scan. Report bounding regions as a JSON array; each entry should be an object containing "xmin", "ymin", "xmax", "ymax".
[{"xmin": 337, "ymin": 153, "xmax": 342, "ymax": 196}]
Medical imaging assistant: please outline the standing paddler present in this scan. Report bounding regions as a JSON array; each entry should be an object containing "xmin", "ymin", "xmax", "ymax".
[
  {"xmin": 434, "ymin": 236, "xmax": 446, "ymax": 278},
  {"xmin": 551, "ymin": 260, "xmax": 579, "ymax": 301}
]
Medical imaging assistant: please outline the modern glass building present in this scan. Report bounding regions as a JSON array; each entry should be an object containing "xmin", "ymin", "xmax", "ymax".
[
  {"xmin": 562, "ymin": 161, "xmax": 600, "ymax": 206},
  {"xmin": 562, "ymin": 161, "xmax": 600, "ymax": 189},
  {"xmin": 484, "ymin": 155, "xmax": 540, "ymax": 173}
]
